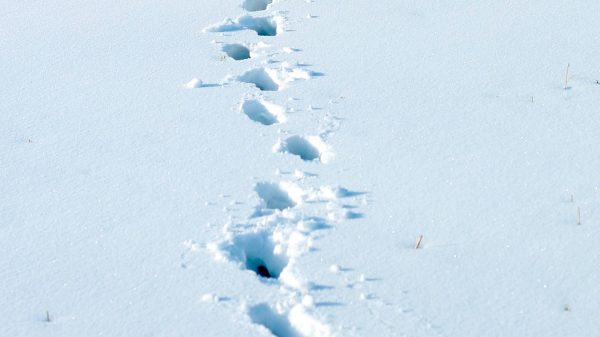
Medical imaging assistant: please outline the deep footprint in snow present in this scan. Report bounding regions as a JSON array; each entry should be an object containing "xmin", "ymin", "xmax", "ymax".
[
  {"xmin": 249, "ymin": 303, "xmax": 333, "ymax": 337},
  {"xmin": 241, "ymin": 99, "xmax": 285, "ymax": 125},
  {"xmin": 237, "ymin": 65, "xmax": 313, "ymax": 91},
  {"xmin": 255, "ymin": 182, "xmax": 302, "ymax": 210},
  {"xmin": 222, "ymin": 43, "xmax": 251, "ymax": 60},
  {"xmin": 205, "ymin": 15, "xmax": 281, "ymax": 36},
  {"xmin": 211, "ymin": 231, "xmax": 289, "ymax": 279},
  {"xmin": 249, "ymin": 304, "xmax": 300, "ymax": 337},
  {"xmin": 238, "ymin": 68, "xmax": 280, "ymax": 91},
  {"xmin": 241, "ymin": 232, "xmax": 287, "ymax": 279},
  {"xmin": 274, "ymin": 135, "xmax": 331, "ymax": 163},
  {"xmin": 242, "ymin": 0, "xmax": 273, "ymax": 11},
  {"xmin": 239, "ymin": 16, "xmax": 280, "ymax": 36}
]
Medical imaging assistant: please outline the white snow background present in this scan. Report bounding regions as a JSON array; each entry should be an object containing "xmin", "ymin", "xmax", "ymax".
[{"xmin": 2, "ymin": 0, "xmax": 600, "ymax": 336}]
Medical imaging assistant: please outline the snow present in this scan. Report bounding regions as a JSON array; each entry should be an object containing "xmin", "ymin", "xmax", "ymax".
[{"xmin": 2, "ymin": 0, "xmax": 600, "ymax": 336}]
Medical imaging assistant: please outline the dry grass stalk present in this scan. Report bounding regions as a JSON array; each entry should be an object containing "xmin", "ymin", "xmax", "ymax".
[{"xmin": 415, "ymin": 235, "xmax": 424, "ymax": 249}]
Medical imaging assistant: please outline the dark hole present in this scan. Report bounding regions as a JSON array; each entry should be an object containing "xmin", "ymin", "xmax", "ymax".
[{"xmin": 256, "ymin": 265, "xmax": 272, "ymax": 278}]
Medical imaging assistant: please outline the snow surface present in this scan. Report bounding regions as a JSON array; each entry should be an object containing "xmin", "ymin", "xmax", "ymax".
[{"xmin": 2, "ymin": 0, "xmax": 600, "ymax": 336}]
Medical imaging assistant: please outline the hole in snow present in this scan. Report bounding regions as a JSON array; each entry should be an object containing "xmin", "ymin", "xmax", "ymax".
[
  {"xmin": 249, "ymin": 304, "xmax": 300, "ymax": 337},
  {"xmin": 241, "ymin": 99, "xmax": 285, "ymax": 125},
  {"xmin": 257, "ymin": 265, "xmax": 272, "ymax": 278},
  {"xmin": 222, "ymin": 43, "xmax": 251, "ymax": 60},
  {"xmin": 275, "ymin": 135, "xmax": 330, "ymax": 162},
  {"xmin": 238, "ymin": 68, "xmax": 279, "ymax": 91},
  {"xmin": 242, "ymin": 0, "xmax": 273, "ymax": 12},
  {"xmin": 235, "ymin": 232, "xmax": 288, "ymax": 279},
  {"xmin": 209, "ymin": 230, "xmax": 292, "ymax": 280},
  {"xmin": 205, "ymin": 15, "xmax": 281, "ymax": 36},
  {"xmin": 255, "ymin": 182, "xmax": 298, "ymax": 210}
]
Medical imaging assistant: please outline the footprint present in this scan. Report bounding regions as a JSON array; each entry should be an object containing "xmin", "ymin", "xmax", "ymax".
[
  {"xmin": 205, "ymin": 15, "xmax": 282, "ymax": 36},
  {"xmin": 237, "ymin": 65, "xmax": 313, "ymax": 91},
  {"xmin": 210, "ymin": 230, "xmax": 289, "ymax": 279},
  {"xmin": 241, "ymin": 232, "xmax": 288, "ymax": 279},
  {"xmin": 242, "ymin": 0, "xmax": 273, "ymax": 12},
  {"xmin": 222, "ymin": 43, "xmax": 251, "ymax": 60},
  {"xmin": 239, "ymin": 16, "xmax": 281, "ymax": 36},
  {"xmin": 249, "ymin": 303, "xmax": 301, "ymax": 337},
  {"xmin": 249, "ymin": 303, "xmax": 333, "ymax": 337},
  {"xmin": 238, "ymin": 68, "xmax": 280, "ymax": 91},
  {"xmin": 241, "ymin": 99, "xmax": 286, "ymax": 125},
  {"xmin": 273, "ymin": 135, "xmax": 332, "ymax": 163},
  {"xmin": 255, "ymin": 181, "xmax": 303, "ymax": 210}
]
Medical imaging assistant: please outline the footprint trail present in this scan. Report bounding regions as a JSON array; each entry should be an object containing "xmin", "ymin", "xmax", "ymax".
[{"xmin": 191, "ymin": 1, "xmax": 368, "ymax": 335}]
